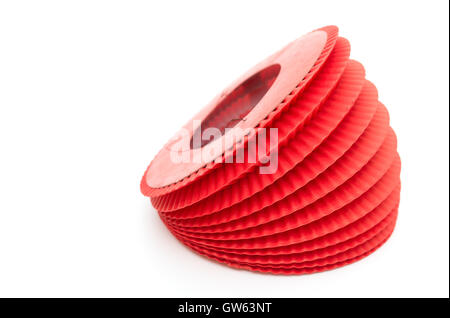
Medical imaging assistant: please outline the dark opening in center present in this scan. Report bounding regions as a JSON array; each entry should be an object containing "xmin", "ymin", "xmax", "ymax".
[{"xmin": 190, "ymin": 63, "xmax": 281, "ymax": 149}]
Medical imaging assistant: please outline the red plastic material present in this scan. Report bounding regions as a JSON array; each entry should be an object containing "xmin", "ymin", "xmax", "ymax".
[{"xmin": 141, "ymin": 26, "xmax": 401, "ymax": 275}]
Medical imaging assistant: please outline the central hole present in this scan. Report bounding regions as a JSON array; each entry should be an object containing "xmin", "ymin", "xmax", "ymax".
[{"xmin": 190, "ymin": 63, "xmax": 281, "ymax": 149}]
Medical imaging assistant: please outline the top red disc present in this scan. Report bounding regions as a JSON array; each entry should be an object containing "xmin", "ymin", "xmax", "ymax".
[{"xmin": 143, "ymin": 26, "xmax": 338, "ymax": 192}]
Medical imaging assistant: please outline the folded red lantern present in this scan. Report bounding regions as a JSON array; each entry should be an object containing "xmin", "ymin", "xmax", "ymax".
[{"xmin": 141, "ymin": 26, "xmax": 401, "ymax": 275}]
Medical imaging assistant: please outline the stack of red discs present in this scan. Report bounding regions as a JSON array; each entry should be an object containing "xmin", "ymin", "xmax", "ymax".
[{"xmin": 141, "ymin": 26, "xmax": 401, "ymax": 275}]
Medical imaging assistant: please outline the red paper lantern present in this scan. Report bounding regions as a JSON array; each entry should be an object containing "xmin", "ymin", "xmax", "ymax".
[{"xmin": 141, "ymin": 26, "xmax": 401, "ymax": 274}]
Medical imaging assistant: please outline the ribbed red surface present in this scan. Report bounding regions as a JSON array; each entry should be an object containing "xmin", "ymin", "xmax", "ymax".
[{"xmin": 141, "ymin": 26, "xmax": 401, "ymax": 275}]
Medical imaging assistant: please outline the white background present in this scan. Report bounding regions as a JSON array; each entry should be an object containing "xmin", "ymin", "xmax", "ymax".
[{"xmin": 0, "ymin": 0, "xmax": 448, "ymax": 298}]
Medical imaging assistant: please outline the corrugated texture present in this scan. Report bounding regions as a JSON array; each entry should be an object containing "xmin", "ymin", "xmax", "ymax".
[{"xmin": 163, "ymin": 158, "xmax": 400, "ymax": 248}]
